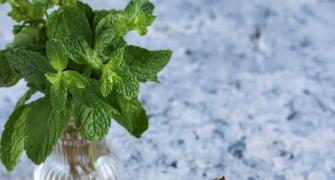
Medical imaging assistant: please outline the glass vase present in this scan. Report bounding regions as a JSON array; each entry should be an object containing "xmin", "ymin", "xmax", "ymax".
[{"xmin": 33, "ymin": 130, "xmax": 121, "ymax": 180}]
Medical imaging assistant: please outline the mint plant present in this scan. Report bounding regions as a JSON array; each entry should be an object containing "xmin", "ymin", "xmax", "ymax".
[{"xmin": 0, "ymin": 0, "xmax": 172, "ymax": 171}]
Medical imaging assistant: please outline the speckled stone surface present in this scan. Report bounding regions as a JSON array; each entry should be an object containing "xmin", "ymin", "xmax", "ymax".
[{"xmin": 1, "ymin": 0, "xmax": 335, "ymax": 179}]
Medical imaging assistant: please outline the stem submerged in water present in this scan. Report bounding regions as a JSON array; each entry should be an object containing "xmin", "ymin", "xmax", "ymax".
[{"xmin": 60, "ymin": 130, "xmax": 98, "ymax": 178}]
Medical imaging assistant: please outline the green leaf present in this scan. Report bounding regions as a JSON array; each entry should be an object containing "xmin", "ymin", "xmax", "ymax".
[
  {"xmin": 95, "ymin": 0, "xmax": 155, "ymax": 59},
  {"xmin": 77, "ymin": 1, "xmax": 94, "ymax": 23},
  {"xmin": 0, "ymin": 85, "xmax": 36, "ymax": 170},
  {"xmin": 74, "ymin": 102, "xmax": 113, "ymax": 141},
  {"xmin": 108, "ymin": 95, "xmax": 148, "ymax": 138},
  {"xmin": 33, "ymin": 0, "xmax": 77, "ymax": 7},
  {"xmin": 47, "ymin": 5, "xmax": 92, "ymax": 44},
  {"xmin": 100, "ymin": 48, "xmax": 124, "ymax": 96},
  {"xmin": 100, "ymin": 48, "xmax": 139, "ymax": 99},
  {"xmin": 95, "ymin": 33, "xmax": 126, "ymax": 63},
  {"xmin": 7, "ymin": 25, "xmax": 45, "ymax": 51},
  {"xmin": 63, "ymin": 36, "xmax": 90, "ymax": 61},
  {"xmin": 25, "ymin": 97, "xmax": 70, "ymax": 164},
  {"xmin": 106, "ymin": 44, "xmax": 125, "ymax": 66},
  {"xmin": 12, "ymin": 24, "xmax": 25, "ymax": 35},
  {"xmin": 14, "ymin": 88, "xmax": 37, "ymax": 109},
  {"xmin": 7, "ymin": 0, "xmax": 45, "ymax": 22},
  {"xmin": 124, "ymin": 45, "xmax": 172, "ymax": 82},
  {"xmin": 6, "ymin": 48, "xmax": 54, "ymax": 91},
  {"xmin": 133, "ymin": 11, "xmax": 156, "ymax": 35},
  {"xmin": 46, "ymin": 70, "xmax": 88, "ymax": 114},
  {"xmin": 46, "ymin": 73, "xmax": 68, "ymax": 113},
  {"xmin": 71, "ymin": 82, "xmax": 116, "ymax": 140},
  {"xmin": 62, "ymin": 70, "xmax": 88, "ymax": 89},
  {"xmin": 45, "ymin": 70, "xmax": 88, "ymax": 116},
  {"xmin": 32, "ymin": 0, "xmax": 57, "ymax": 8},
  {"xmin": 93, "ymin": 10, "xmax": 113, "ymax": 28},
  {"xmin": 114, "ymin": 69, "xmax": 139, "ymax": 99},
  {"xmin": 62, "ymin": 0, "xmax": 77, "ymax": 6},
  {"xmin": 0, "ymin": 106, "xmax": 30, "ymax": 171},
  {"xmin": 0, "ymin": 50, "xmax": 20, "ymax": 87},
  {"xmin": 124, "ymin": 0, "xmax": 156, "ymax": 35},
  {"xmin": 63, "ymin": 36, "xmax": 101, "ymax": 68},
  {"xmin": 96, "ymin": 0, "xmax": 155, "ymax": 37},
  {"xmin": 46, "ymin": 39, "xmax": 68, "ymax": 71},
  {"xmin": 100, "ymin": 68, "xmax": 120, "ymax": 97},
  {"xmin": 124, "ymin": 0, "xmax": 155, "ymax": 16}
]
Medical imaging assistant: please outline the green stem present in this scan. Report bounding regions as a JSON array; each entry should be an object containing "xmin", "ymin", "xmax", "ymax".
[{"xmin": 88, "ymin": 143, "xmax": 97, "ymax": 172}]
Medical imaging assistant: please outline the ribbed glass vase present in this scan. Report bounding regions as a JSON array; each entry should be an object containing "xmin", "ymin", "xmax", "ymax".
[{"xmin": 33, "ymin": 130, "xmax": 121, "ymax": 180}]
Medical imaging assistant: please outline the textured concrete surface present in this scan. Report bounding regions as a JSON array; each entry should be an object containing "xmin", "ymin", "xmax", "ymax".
[{"xmin": 1, "ymin": 0, "xmax": 335, "ymax": 179}]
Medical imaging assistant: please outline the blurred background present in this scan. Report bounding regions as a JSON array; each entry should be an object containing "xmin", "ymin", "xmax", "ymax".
[{"xmin": 1, "ymin": 0, "xmax": 335, "ymax": 179}]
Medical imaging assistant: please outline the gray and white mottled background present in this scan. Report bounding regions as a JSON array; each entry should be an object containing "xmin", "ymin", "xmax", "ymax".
[{"xmin": 1, "ymin": 0, "xmax": 335, "ymax": 179}]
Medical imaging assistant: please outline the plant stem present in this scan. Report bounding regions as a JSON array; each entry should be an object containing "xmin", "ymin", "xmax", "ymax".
[{"xmin": 61, "ymin": 129, "xmax": 99, "ymax": 178}]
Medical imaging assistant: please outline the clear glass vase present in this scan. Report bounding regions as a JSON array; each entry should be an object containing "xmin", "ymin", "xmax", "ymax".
[{"xmin": 33, "ymin": 130, "xmax": 121, "ymax": 180}]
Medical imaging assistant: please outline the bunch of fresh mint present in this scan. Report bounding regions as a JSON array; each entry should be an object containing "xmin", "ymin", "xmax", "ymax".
[{"xmin": 0, "ymin": 0, "xmax": 172, "ymax": 171}]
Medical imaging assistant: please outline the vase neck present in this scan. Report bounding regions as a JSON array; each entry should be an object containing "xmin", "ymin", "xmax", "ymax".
[{"xmin": 48, "ymin": 131, "xmax": 110, "ymax": 177}]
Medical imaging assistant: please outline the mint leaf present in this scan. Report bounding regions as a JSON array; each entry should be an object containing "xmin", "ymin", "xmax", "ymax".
[
  {"xmin": 32, "ymin": 0, "xmax": 57, "ymax": 8},
  {"xmin": 46, "ymin": 73, "xmax": 68, "ymax": 113},
  {"xmin": 74, "ymin": 102, "xmax": 113, "ymax": 141},
  {"xmin": 33, "ymin": 0, "xmax": 78, "ymax": 7},
  {"xmin": 114, "ymin": 69, "xmax": 139, "ymax": 99},
  {"xmin": 77, "ymin": 1, "xmax": 94, "ymax": 23},
  {"xmin": 72, "ymin": 82, "xmax": 116, "ymax": 140},
  {"xmin": 97, "ymin": 44, "xmax": 171, "ymax": 99},
  {"xmin": 47, "ymin": 5, "xmax": 92, "ymax": 44},
  {"xmin": 25, "ymin": 97, "xmax": 70, "ymax": 164},
  {"xmin": 124, "ymin": 45, "xmax": 172, "ymax": 82},
  {"xmin": 101, "ymin": 68, "xmax": 120, "ymax": 97},
  {"xmin": 133, "ymin": 11, "xmax": 156, "ymax": 35},
  {"xmin": 7, "ymin": 0, "xmax": 45, "ymax": 22},
  {"xmin": 108, "ymin": 95, "xmax": 148, "ymax": 138},
  {"xmin": 63, "ymin": 36, "xmax": 101, "ymax": 68},
  {"xmin": 8, "ymin": 25, "xmax": 45, "ymax": 51},
  {"xmin": 124, "ymin": 0, "xmax": 156, "ymax": 35},
  {"xmin": 61, "ymin": 0, "xmax": 78, "ymax": 6},
  {"xmin": 0, "ymin": 50, "xmax": 20, "ymax": 87},
  {"xmin": 46, "ymin": 70, "xmax": 88, "ymax": 114},
  {"xmin": 0, "ymin": 106, "xmax": 30, "ymax": 171},
  {"xmin": 95, "ymin": 33, "xmax": 126, "ymax": 63},
  {"xmin": 63, "ymin": 70, "xmax": 88, "ymax": 89},
  {"xmin": 63, "ymin": 36, "xmax": 90, "ymax": 61},
  {"xmin": 100, "ymin": 48, "xmax": 124, "ymax": 96},
  {"xmin": 93, "ymin": 10, "xmax": 113, "ymax": 27},
  {"xmin": 106, "ymin": 44, "xmax": 124, "ymax": 67},
  {"xmin": 0, "ymin": 87, "xmax": 36, "ymax": 170},
  {"xmin": 46, "ymin": 39, "xmax": 68, "ymax": 71},
  {"xmin": 100, "ymin": 48, "xmax": 139, "ymax": 99},
  {"xmin": 93, "ymin": 11, "xmax": 127, "ymax": 60},
  {"xmin": 95, "ymin": 0, "xmax": 155, "ymax": 60},
  {"xmin": 6, "ymin": 48, "xmax": 54, "ymax": 91},
  {"xmin": 14, "ymin": 88, "xmax": 37, "ymax": 109},
  {"xmin": 96, "ymin": 0, "xmax": 155, "ymax": 37},
  {"xmin": 46, "ymin": 70, "xmax": 88, "ymax": 116}
]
